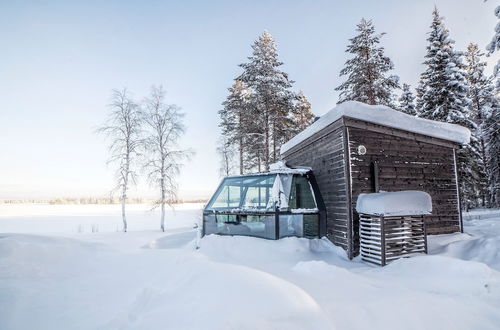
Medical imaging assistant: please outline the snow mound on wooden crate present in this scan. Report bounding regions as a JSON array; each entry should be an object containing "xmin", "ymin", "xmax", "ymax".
[
  {"xmin": 281, "ymin": 101, "xmax": 471, "ymax": 153},
  {"xmin": 355, "ymin": 190, "xmax": 432, "ymax": 216}
]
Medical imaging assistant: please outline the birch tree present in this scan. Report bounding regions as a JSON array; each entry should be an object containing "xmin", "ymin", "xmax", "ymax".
[
  {"xmin": 142, "ymin": 85, "xmax": 190, "ymax": 232},
  {"xmin": 98, "ymin": 89, "xmax": 142, "ymax": 232}
]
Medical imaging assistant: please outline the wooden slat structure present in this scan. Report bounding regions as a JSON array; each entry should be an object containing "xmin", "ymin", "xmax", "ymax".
[
  {"xmin": 359, "ymin": 215, "xmax": 427, "ymax": 266},
  {"xmin": 282, "ymin": 115, "xmax": 464, "ymax": 259}
]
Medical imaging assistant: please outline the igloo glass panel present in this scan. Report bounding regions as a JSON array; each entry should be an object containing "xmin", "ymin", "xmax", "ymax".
[{"xmin": 206, "ymin": 174, "xmax": 277, "ymax": 211}]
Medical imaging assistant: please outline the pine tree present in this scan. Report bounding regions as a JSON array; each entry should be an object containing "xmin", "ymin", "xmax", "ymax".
[
  {"xmin": 219, "ymin": 80, "xmax": 251, "ymax": 174},
  {"xmin": 238, "ymin": 31, "xmax": 297, "ymax": 171},
  {"xmin": 335, "ymin": 18, "xmax": 400, "ymax": 107},
  {"xmin": 398, "ymin": 84, "xmax": 417, "ymax": 115},
  {"xmin": 417, "ymin": 8, "xmax": 481, "ymax": 209},
  {"xmin": 292, "ymin": 91, "xmax": 315, "ymax": 134},
  {"xmin": 464, "ymin": 44, "xmax": 498, "ymax": 206}
]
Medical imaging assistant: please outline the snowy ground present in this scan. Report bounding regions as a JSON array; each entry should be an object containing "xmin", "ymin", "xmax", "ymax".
[{"xmin": 1, "ymin": 204, "xmax": 499, "ymax": 330}]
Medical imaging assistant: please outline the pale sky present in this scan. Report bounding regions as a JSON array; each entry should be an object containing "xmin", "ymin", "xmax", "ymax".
[{"xmin": 1, "ymin": 0, "xmax": 498, "ymax": 200}]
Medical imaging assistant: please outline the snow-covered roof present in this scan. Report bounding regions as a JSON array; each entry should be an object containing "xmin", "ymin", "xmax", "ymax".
[
  {"xmin": 355, "ymin": 190, "xmax": 432, "ymax": 217},
  {"xmin": 281, "ymin": 101, "xmax": 471, "ymax": 154}
]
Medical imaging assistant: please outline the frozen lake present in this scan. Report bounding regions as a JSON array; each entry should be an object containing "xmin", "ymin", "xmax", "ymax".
[{"xmin": 0, "ymin": 203, "xmax": 203, "ymax": 234}]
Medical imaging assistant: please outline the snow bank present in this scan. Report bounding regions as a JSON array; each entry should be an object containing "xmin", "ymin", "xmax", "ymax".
[
  {"xmin": 429, "ymin": 209, "xmax": 500, "ymax": 271},
  {"xmin": 281, "ymin": 101, "xmax": 471, "ymax": 154},
  {"xmin": 0, "ymin": 234, "xmax": 332, "ymax": 330},
  {"xmin": 2, "ymin": 207, "xmax": 500, "ymax": 330},
  {"xmin": 355, "ymin": 190, "xmax": 432, "ymax": 216}
]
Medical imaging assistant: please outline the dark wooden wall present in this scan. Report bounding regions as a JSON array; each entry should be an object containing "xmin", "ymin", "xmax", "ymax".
[
  {"xmin": 346, "ymin": 119, "xmax": 461, "ymax": 256},
  {"xmin": 282, "ymin": 117, "xmax": 462, "ymax": 259},
  {"xmin": 282, "ymin": 119, "xmax": 352, "ymax": 254}
]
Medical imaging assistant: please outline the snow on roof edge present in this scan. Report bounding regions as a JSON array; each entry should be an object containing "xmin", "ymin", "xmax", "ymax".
[{"xmin": 281, "ymin": 101, "xmax": 471, "ymax": 154}]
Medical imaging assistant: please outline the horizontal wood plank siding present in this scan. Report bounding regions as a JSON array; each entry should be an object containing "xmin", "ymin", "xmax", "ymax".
[
  {"xmin": 282, "ymin": 119, "xmax": 349, "ymax": 250},
  {"xmin": 347, "ymin": 122, "xmax": 461, "ymax": 256}
]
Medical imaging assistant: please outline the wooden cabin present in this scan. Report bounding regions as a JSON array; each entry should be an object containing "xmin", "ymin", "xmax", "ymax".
[{"xmin": 280, "ymin": 101, "xmax": 470, "ymax": 259}]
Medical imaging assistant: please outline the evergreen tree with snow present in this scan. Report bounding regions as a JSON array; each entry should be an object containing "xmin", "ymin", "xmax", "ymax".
[
  {"xmin": 415, "ymin": 84, "xmax": 425, "ymax": 116},
  {"xmin": 238, "ymin": 31, "xmax": 297, "ymax": 171},
  {"xmin": 484, "ymin": 5, "xmax": 500, "ymax": 207},
  {"xmin": 398, "ymin": 84, "xmax": 417, "ymax": 115},
  {"xmin": 416, "ymin": 9, "xmax": 471, "ymax": 122},
  {"xmin": 417, "ymin": 9, "xmax": 482, "ymax": 209},
  {"xmin": 482, "ymin": 105, "xmax": 500, "ymax": 207},
  {"xmin": 464, "ymin": 43, "xmax": 499, "ymax": 206},
  {"xmin": 335, "ymin": 18, "xmax": 400, "ymax": 107},
  {"xmin": 292, "ymin": 91, "xmax": 315, "ymax": 134},
  {"xmin": 219, "ymin": 80, "xmax": 251, "ymax": 175},
  {"xmin": 486, "ymin": 5, "xmax": 500, "ymax": 91}
]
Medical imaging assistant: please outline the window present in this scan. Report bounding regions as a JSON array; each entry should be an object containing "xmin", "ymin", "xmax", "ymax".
[
  {"xmin": 288, "ymin": 176, "xmax": 317, "ymax": 209},
  {"xmin": 203, "ymin": 213, "xmax": 275, "ymax": 239},
  {"xmin": 279, "ymin": 214, "xmax": 303, "ymax": 238},
  {"xmin": 279, "ymin": 214, "xmax": 319, "ymax": 238},
  {"xmin": 206, "ymin": 174, "xmax": 277, "ymax": 211}
]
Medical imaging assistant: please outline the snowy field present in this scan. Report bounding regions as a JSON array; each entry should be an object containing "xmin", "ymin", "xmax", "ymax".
[{"xmin": 1, "ymin": 204, "xmax": 500, "ymax": 330}]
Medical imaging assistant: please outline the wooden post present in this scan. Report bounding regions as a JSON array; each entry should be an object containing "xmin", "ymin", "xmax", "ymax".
[
  {"xmin": 453, "ymin": 148, "xmax": 464, "ymax": 233},
  {"xmin": 422, "ymin": 215, "xmax": 428, "ymax": 254}
]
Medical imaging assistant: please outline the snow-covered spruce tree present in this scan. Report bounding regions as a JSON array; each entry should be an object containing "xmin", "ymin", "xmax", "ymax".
[
  {"xmin": 238, "ymin": 31, "xmax": 297, "ymax": 171},
  {"xmin": 417, "ymin": 8, "xmax": 481, "ymax": 209},
  {"xmin": 398, "ymin": 84, "xmax": 417, "ymax": 115},
  {"xmin": 482, "ymin": 105, "xmax": 500, "ymax": 207},
  {"xmin": 417, "ymin": 9, "xmax": 470, "ymax": 122},
  {"xmin": 142, "ymin": 85, "xmax": 191, "ymax": 232},
  {"xmin": 335, "ymin": 18, "xmax": 400, "ymax": 107},
  {"xmin": 464, "ymin": 43, "xmax": 499, "ymax": 206},
  {"xmin": 415, "ymin": 84, "xmax": 425, "ymax": 116},
  {"xmin": 219, "ymin": 80, "xmax": 251, "ymax": 174},
  {"xmin": 98, "ymin": 89, "xmax": 142, "ymax": 232},
  {"xmin": 486, "ymin": 5, "xmax": 500, "ymax": 91},
  {"xmin": 485, "ymin": 5, "xmax": 500, "ymax": 207}
]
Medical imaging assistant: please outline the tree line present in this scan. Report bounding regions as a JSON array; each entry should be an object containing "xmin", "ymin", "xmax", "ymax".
[
  {"xmin": 98, "ymin": 86, "xmax": 191, "ymax": 232},
  {"xmin": 218, "ymin": 6, "xmax": 500, "ymax": 209}
]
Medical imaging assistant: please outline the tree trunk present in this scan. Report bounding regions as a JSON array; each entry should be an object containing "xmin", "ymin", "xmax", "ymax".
[
  {"xmin": 239, "ymin": 137, "xmax": 244, "ymax": 175},
  {"xmin": 480, "ymin": 136, "xmax": 489, "ymax": 207},
  {"xmin": 239, "ymin": 113, "xmax": 244, "ymax": 175},
  {"xmin": 264, "ymin": 112, "xmax": 270, "ymax": 172},
  {"xmin": 272, "ymin": 121, "xmax": 277, "ymax": 163},
  {"xmin": 121, "ymin": 184, "xmax": 127, "ymax": 232},
  {"xmin": 160, "ymin": 177, "xmax": 165, "ymax": 232}
]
